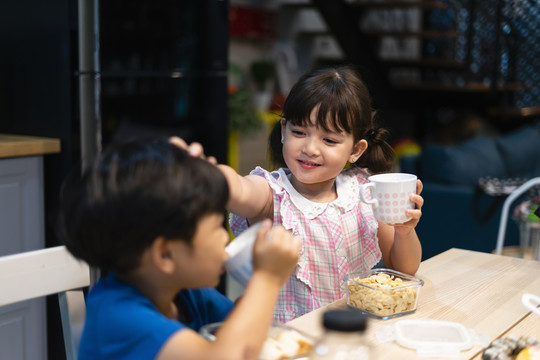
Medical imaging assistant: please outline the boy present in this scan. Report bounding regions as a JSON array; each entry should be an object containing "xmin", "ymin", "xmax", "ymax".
[{"xmin": 58, "ymin": 138, "xmax": 300, "ymax": 360}]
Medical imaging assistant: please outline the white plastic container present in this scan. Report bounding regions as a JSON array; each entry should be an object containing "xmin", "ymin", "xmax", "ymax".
[
  {"xmin": 394, "ymin": 319, "xmax": 473, "ymax": 356},
  {"xmin": 375, "ymin": 319, "xmax": 489, "ymax": 358}
]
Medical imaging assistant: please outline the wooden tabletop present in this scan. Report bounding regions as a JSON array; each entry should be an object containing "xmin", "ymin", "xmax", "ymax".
[
  {"xmin": 0, "ymin": 134, "xmax": 61, "ymax": 159},
  {"xmin": 287, "ymin": 248, "xmax": 540, "ymax": 359}
]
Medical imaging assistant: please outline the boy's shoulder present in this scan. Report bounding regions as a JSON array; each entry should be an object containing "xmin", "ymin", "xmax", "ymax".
[
  {"xmin": 87, "ymin": 274, "xmax": 158, "ymax": 314},
  {"xmin": 81, "ymin": 275, "xmax": 185, "ymax": 360}
]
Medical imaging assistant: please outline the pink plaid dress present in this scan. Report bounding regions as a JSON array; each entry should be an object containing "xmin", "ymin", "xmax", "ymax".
[{"xmin": 229, "ymin": 166, "xmax": 381, "ymax": 323}]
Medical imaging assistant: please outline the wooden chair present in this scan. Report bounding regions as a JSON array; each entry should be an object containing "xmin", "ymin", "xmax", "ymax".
[{"xmin": 0, "ymin": 246, "xmax": 90, "ymax": 360}]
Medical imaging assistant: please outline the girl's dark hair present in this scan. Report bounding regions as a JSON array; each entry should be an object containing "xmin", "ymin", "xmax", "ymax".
[
  {"xmin": 269, "ymin": 66, "xmax": 395, "ymax": 174},
  {"xmin": 57, "ymin": 138, "xmax": 229, "ymax": 274}
]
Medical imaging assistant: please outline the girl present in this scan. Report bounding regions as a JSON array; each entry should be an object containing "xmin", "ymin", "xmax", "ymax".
[{"xmin": 218, "ymin": 66, "xmax": 423, "ymax": 323}]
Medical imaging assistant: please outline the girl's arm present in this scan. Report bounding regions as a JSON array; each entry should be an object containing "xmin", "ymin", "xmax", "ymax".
[
  {"xmin": 156, "ymin": 221, "xmax": 300, "ymax": 360},
  {"xmin": 378, "ymin": 179, "xmax": 424, "ymax": 275},
  {"xmin": 218, "ymin": 164, "xmax": 274, "ymax": 223}
]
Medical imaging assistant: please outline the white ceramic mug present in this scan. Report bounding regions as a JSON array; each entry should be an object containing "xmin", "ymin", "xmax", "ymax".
[
  {"xmin": 224, "ymin": 222, "xmax": 263, "ymax": 287},
  {"xmin": 359, "ymin": 173, "xmax": 417, "ymax": 224}
]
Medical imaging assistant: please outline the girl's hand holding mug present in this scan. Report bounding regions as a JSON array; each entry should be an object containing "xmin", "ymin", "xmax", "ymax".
[{"xmin": 360, "ymin": 173, "xmax": 422, "ymax": 225}]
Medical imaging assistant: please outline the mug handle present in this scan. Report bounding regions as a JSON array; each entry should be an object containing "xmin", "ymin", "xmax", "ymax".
[
  {"xmin": 522, "ymin": 293, "xmax": 540, "ymax": 317},
  {"xmin": 360, "ymin": 183, "xmax": 378, "ymax": 207}
]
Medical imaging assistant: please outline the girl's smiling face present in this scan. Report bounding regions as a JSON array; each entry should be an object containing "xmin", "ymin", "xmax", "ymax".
[{"xmin": 281, "ymin": 107, "xmax": 366, "ymax": 196}]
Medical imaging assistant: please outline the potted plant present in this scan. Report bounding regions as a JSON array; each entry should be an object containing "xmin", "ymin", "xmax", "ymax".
[
  {"xmin": 228, "ymin": 63, "xmax": 261, "ymax": 135},
  {"xmin": 250, "ymin": 60, "xmax": 274, "ymax": 112}
]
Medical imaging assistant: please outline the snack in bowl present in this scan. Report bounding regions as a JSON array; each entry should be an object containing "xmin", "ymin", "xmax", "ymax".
[
  {"xmin": 199, "ymin": 322, "xmax": 314, "ymax": 360},
  {"xmin": 260, "ymin": 326, "xmax": 314, "ymax": 360},
  {"xmin": 344, "ymin": 268, "xmax": 423, "ymax": 319}
]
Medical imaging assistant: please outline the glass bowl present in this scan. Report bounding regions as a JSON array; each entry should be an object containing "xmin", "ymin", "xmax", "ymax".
[
  {"xmin": 344, "ymin": 268, "xmax": 424, "ymax": 320},
  {"xmin": 199, "ymin": 321, "xmax": 315, "ymax": 360}
]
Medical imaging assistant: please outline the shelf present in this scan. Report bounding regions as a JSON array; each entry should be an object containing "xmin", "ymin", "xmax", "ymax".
[
  {"xmin": 381, "ymin": 58, "xmax": 466, "ymax": 69},
  {"xmin": 99, "ymin": 70, "xmax": 227, "ymax": 78},
  {"xmin": 394, "ymin": 81, "xmax": 530, "ymax": 93},
  {"xmin": 487, "ymin": 106, "xmax": 540, "ymax": 119},
  {"xmin": 281, "ymin": 0, "xmax": 447, "ymax": 11},
  {"xmin": 279, "ymin": 1, "xmax": 314, "ymax": 10},
  {"xmin": 389, "ymin": 82, "xmax": 533, "ymax": 109},
  {"xmin": 349, "ymin": 0, "xmax": 448, "ymax": 9},
  {"xmin": 296, "ymin": 30, "xmax": 332, "ymax": 37},
  {"xmin": 364, "ymin": 30, "xmax": 460, "ymax": 38}
]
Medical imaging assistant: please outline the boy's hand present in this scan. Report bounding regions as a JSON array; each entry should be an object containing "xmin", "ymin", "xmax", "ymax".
[
  {"xmin": 169, "ymin": 136, "xmax": 217, "ymax": 165},
  {"xmin": 252, "ymin": 220, "xmax": 300, "ymax": 288}
]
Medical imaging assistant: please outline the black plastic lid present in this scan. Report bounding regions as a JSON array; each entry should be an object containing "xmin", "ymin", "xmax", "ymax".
[{"xmin": 322, "ymin": 310, "xmax": 368, "ymax": 332}]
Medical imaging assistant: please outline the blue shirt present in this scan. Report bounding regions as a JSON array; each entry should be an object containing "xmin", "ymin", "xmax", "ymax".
[{"xmin": 79, "ymin": 274, "xmax": 233, "ymax": 360}]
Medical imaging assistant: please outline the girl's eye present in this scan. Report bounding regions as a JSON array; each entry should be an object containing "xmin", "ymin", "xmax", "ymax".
[
  {"xmin": 324, "ymin": 138, "xmax": 339, "ymax": 145},
  {"xmin": 291, "ymin": 129, "xmax": 305, "ymax": 136}
]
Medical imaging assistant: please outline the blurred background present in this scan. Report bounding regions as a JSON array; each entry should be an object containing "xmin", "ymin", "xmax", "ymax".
[{"xmin": 1, "ymin": 0, "xmax": 539, "ymax": 358}]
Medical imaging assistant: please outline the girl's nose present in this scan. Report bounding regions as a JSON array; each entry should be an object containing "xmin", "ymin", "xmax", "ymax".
[{"xmin": 302, "ymin": 137, "xmax": 321, "ymax": 156}]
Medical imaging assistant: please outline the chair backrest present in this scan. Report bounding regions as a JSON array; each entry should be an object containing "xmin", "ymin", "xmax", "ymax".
[
  {"xmin": 0, "ymin": 246, "xmax": 90, "ymax": 360},
  {"xmin": 495, "ymin": 177, "xmax": 540, "ymax": 258}
]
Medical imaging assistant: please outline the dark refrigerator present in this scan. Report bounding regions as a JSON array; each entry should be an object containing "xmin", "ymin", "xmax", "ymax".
[
  {"xmin": 96, "ymin": 0, "xmax": 229, "ymax": 161},
  {"xmin": 0, "ymin": 0, "xmax": 229, "ymax": 358}
]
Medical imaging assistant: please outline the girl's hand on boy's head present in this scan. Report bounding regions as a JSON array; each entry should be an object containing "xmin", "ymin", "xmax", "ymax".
[
  {"xmin": 252, "ymin": 219, "xmax": 300, "ymax": 287},
  {"xmin": 169, "ymin": 136, "xmax": 217, "ymax": 165}
]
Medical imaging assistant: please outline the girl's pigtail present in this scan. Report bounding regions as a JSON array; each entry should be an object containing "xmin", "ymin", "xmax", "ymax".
[
  {"xmin": 268, "ymin": 120, "xmax": 286, "ymax": 169},
  {"xmin": 356, "ymin": 127, "xmax": 395, "ymax": 174}
]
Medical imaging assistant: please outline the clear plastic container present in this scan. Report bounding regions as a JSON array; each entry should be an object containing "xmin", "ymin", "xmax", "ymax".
[{"xmin": 344, "ymin": 268, "xmax": 423, "ymax": 319}]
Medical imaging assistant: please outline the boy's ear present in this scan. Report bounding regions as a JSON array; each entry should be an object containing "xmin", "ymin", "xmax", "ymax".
[
  {"xmin": 150, "ymin": 237, "xmax": 184, "ymax": 274},
  {"xmin": 350, "ymin": 139, "xmax": 368, "ymax": 163}
]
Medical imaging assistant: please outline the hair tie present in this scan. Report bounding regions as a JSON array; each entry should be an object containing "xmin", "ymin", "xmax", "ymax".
[{"xmin": 365, "ymin": 129, "xmax": 376, "ymax": 141}]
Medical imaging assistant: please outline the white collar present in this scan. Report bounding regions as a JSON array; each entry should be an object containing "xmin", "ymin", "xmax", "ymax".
[{"xmin": 276, "ymin": 168, "xmax": 359, "ymax": 219}]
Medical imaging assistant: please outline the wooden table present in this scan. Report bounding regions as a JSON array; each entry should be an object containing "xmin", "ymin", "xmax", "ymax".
[{"xmin": 287, "ymin": 248, "xmax": 540, "ymax": 359}]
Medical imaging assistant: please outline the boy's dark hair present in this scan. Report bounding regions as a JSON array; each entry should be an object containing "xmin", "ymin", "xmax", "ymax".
[
  {"xmin": 269, "ymin": 65, "xmax": 395, "ymax": 173},
  {"xmin": 57, "ymin": 138, "xmax": 229, "ymax": 274}
]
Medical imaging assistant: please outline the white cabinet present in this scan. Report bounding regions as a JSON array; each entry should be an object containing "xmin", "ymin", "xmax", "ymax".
[
  {"xmin": 0, "ymin": 156, "xmax": 45, "ymax": 255},
  {"xmin": 0, "ymin": 155, "xmax": 47, "ymax": 360}
]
